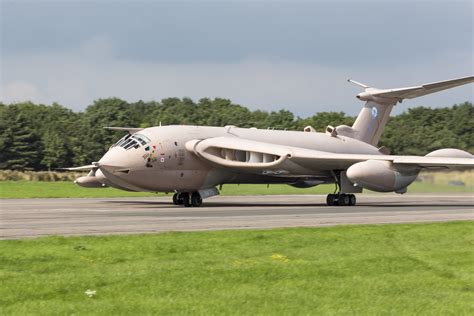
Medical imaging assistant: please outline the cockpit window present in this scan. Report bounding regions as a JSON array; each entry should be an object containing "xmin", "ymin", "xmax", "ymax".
[
  {"xmin": 134, "ymin": 134, "xmax": 151, "ymax": 145},
  {"xmin": 112, "ymin": 133, "xmax": 151, "ymax": 150},
  {"xmin": 124, "ymin": 139, "xmax": 138, "ymax": 150},
  {"xmin": 113, "ymin": 134, "xmax": 131, "ymax": 148}
]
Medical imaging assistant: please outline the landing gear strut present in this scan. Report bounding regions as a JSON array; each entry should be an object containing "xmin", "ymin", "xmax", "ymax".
[
  {"xmin": 173, "ymin": 192, "xmax": 202, "ymax": 207},
  {"xmin": 326, "ymin": 171, "xmax": 357, "ymax": 206}
]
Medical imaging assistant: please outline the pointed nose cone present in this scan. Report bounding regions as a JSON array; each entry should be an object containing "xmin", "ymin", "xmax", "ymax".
[
  {"xmin": 98, "ymin": 146, "xmax": 144, "ymax": 171},
  {"xmin": 96, "ymin": 147, "xmax": 146, "ymax": 192}
]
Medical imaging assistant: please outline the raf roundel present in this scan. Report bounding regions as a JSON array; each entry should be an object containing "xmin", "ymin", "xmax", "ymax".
[{"xmin": 371, "ymin": 107, "xmax": 378, "ymax": 119}]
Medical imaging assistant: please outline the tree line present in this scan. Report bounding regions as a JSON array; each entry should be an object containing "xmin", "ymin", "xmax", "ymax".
[{"xmin": 0, "ymin": 98, "xmax": 472, "ymax": 170}]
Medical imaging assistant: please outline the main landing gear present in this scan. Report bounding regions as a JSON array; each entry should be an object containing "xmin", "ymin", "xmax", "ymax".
[
  {"xmin": 326, "ymin": 171, "xmax": 357, "ymax": 206},
  {"xmin": 326, "ymin": 193, "xmax": 356, "ymax": 206},
  {"xmin": 172, "ymin": 192, "xmax": 202, "ymax": 207}
]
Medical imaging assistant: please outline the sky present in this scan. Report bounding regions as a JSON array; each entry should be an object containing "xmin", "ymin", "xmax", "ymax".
[{"xmin": 1, "ymin": 0, "xmax": 473, "ymax": 117}]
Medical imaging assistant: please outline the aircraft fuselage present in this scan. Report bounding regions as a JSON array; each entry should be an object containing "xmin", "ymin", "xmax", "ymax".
[{"xmin": 95, "ymin": 125, "xmax": 381, "ymax": 192}]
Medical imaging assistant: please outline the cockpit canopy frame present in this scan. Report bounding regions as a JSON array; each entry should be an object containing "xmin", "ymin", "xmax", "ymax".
[{"xmin": 112, "ymin": 133, "xmax": 151, "ymax": 150}]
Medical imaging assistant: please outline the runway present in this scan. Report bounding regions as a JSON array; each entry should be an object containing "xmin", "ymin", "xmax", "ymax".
[{"xmin": 1, "ymin": 194, "xmax": 473, "ymax": 239}]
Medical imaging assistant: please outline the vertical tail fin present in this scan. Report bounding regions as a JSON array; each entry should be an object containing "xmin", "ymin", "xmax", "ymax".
[
  {"xmin": 344, "ymin": 76, "xmax": 474, "ymax": 146},
  {"xmin": 352, "ymin": 100, "xmax": 394, "ymax": 145}
]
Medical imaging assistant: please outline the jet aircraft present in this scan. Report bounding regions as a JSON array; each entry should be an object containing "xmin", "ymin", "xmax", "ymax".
[{"xmin": 66, "ymin": 76, "xmax": 474, "ymax": 207}]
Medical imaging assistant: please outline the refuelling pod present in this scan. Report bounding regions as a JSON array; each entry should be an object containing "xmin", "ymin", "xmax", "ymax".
[
  {"xmin": 74, "ymin": 176, "xmax": 107, "ymax": 188},
  {"xmin": 346, "ymin": 160, "xmax": 419, "ymax": 192},
  {"xmin": 75, "ymin": 169, "xmax": 140, "ymax": 191}
]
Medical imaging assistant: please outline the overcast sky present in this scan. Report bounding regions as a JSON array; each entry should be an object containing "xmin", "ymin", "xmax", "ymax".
[{"xmin": 1, "ymin": 0, "xmax": 472, "ymax": 116}]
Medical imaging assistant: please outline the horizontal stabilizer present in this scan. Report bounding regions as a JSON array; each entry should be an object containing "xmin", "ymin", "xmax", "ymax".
[
  {"xmin": 354, "ymin": 76, "xmax": 474, "ymax": 104},
  {"xmin": 372, "ymin": 76, "xmax": 474, "ymax": 100}
]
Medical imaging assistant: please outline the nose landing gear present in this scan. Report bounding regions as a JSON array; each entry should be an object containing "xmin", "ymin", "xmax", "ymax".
[{"xmin": 172, "ymin": 192, "xmax": 203, "ymax": 207}]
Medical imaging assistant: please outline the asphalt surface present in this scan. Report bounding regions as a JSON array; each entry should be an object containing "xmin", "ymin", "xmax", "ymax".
[{"xmin": 1, "ymin": 194, "xmax": 473, "ymax": 239}]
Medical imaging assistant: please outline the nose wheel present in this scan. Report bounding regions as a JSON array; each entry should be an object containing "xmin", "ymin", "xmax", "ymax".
[
  {"xmin": 326, "ymin": 193, "xmax": 356, "ymax": 206},
  {"xmin": 173, "ymin": 192, "xmax": 202, "ymax": 207}
]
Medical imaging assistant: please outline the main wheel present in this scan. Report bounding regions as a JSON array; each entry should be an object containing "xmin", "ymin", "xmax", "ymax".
[
  {"xmin": 172, "ymin": 193, "xmax": 182, "ymax": 205},
  {"xmin": 349, "ymin": 194, "xmax": 357, "ymax": 206},
  {"xmin": 326, "ymin": 194, "xmax": 335, "ymax": 206},
  {"xmin": 180, "ymin": 193, "xmax": 191, "ymax": 207},
  {"xmin": 191, "ymin": 192, "xmax": 202, "ymax": 207},
  {"xmin": 338, "ymin": 193, "xmax": 350, "ymax": 206}
]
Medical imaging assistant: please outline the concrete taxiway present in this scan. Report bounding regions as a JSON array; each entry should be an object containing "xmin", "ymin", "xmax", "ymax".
[{"xmin": 1, "ymin": 194, "xmax": 473, "ymax": 239}]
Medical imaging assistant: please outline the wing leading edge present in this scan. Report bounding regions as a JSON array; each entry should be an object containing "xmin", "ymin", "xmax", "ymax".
[{"xmin": 186, "ymin": 137, "xmax": 474, "ymax": 174}]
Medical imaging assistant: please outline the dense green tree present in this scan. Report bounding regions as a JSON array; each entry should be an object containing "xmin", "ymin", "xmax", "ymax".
[
  {"xmin": 296, "ymin": 112, "xmax": 354, "ymax": 132},
  {"xmin": 80, "ymin": 98, "xmax": 138, "ymax": 162},
  {"xmin": 380, "ymin": 104, "xmax": 471, "ymax": 155},
  {"xmin": 4, "ymin": 112, "xmax": 42, "ymax": 170},
  {"xmin": 41, "ymin": 130, "xmax": 71, "ymax": 170},
  {"xmin": 0, "ymin": 104, "xmax": 12, "ymax": 169},
  {"xmin": 265, "ymin": 110, "xmax": 296, "ymax": 130},
  {"xmin": 449, "ymin": 102, "xmax": 474, "ymax": 151}
]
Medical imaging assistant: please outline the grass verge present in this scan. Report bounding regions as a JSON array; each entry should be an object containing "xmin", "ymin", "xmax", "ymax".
[
  {"xmin": 1, "ymin": 222, "xmax": 473, "ymax": 315},
  {"xmin": 0, "ymin": 180, "xmax": 473, "ymax": 199}
]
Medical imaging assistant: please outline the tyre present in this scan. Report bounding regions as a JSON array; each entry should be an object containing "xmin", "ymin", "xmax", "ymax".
[
  {"xmin": 191, "ymin": 192, "xmax": 202, "ymax": 207},
  {"xmin": 338, "ymin": 194, "xmax": 350, "ymax": 206},
  {"xmin": 349, "ymin": 194, "xmax": 357, "ymax": 206},
  {"xmin": 181, "ymin": 193, "xmax": 191, "ymax": 207},
  {"xmin": 172, "ymin": 193, "xmax": 181, "ymax": 205},
  {"xmin": 326, "ymin": 194, "xmax": 335, "ymax": 206}
]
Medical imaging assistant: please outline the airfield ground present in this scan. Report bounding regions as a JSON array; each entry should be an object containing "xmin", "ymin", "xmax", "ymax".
[
  {"xmin": 1, "ymin": 180, "xmax": 472, "ymax": 314},
  {"xmin": 1, "ymin": 222, "xmax": 473, "ymax": 314},
  {"xmin": 0, "ymin": 180, "xmax": 473, "ymax": 199},
  {"xmin": 1, "ymin": 194, "xmax": 473, "ymax": 239}
]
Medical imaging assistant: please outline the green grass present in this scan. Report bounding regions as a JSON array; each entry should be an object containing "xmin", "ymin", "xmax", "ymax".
[
  {"xmin": 0, "ymin": 180, "xmax": 472, "ymax": 199},
  {"xmin": 0, "ymin": 181, "xmax": 160, "ymax": 199},
  {"xmin": 1, "ymin": 222, "xmax": 473, "ymax": 315}
]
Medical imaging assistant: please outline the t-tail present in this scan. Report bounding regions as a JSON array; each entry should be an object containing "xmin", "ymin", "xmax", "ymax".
[{"xmin": 341, "ymin": 76, "xmax": 474, "ymax": 146}]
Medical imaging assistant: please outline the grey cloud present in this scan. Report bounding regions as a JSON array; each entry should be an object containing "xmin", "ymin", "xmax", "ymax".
[
  {"xmin": 2, "ymin": 45, "xmax": 472, "ymax": 117},
  {"xmin": 1, "ymin": 1, "xmax": 472, "ymax": 116},
  {"xmin": 2, "ymin": 1, "xmax": 472, "ymax": 65}
]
